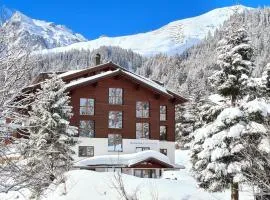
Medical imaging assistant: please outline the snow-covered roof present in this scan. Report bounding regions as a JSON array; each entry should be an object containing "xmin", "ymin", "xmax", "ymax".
[
  {"xmin": 122, "ymin": 70, "xmax": 170, "ymax": 96},
  {"xmin": 63, "ymin": 64, "xmax": 187, "ymax": 102},
  {"xmin": 26, "ymin": 62, "xmax": 187, "ymax": 103},
  {"xmin": 65, "ymin": 70, "xmax": 118, "ymax": 89},
  {"xmin": 58, "ymin": 69, "xmax": 84, "ymax": 78},
  {"xmin": 74, "ymin": 150, "xmax": 183, "ymax": 169}
]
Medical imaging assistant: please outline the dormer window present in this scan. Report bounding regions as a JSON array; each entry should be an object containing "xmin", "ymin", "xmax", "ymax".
[{"xmin": 109, "ymin": 88, "xmax": 123, "ymax": 105}]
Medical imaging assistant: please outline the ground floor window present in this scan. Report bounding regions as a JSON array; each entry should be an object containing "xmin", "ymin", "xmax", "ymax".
[
  {"xmin": 78, "ymin": 146, "xmax": 94, "ymax": 157},
  {"xmin": 134, "ymin": 169, "xmax": 157, "ymax": 178},
  {"xmin": 108, "ymin": 134, "xmax": 123, "ymax": 152},
  {"xmin": 136, "ymin": 147, "xmax": 150, "ymax": 152},
  {"xmin": 160, "ymin": 149, "xmax": 167, "ymax": 156}
]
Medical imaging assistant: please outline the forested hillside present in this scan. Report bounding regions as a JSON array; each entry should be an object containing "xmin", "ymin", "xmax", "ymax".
[
  {"xmin": 29, "ymin": 8, "xmax": 270, "ymax": 99},
  {"xmin": 137, "ymin": 8, "xmax": 270, "ymax": 97}
]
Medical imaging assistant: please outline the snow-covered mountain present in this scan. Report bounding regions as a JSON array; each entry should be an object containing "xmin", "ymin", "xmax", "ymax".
[
  {"xmin": 40, "ymin": 5, "xmax": 251, "ymax": 56},
  {"xmin": 1, "ymin": 11, "xmax": 87, "ymax": 51}
]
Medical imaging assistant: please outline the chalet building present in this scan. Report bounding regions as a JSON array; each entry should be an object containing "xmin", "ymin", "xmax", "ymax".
[{"xmin": 28, "ymin": 56, "xmax": 187, "ymax": 178}]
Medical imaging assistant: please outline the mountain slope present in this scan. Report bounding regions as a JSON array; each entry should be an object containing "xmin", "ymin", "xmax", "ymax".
[
  {"xmin": 1, "ymin": 11, "xmax": 87, "ymax": 51},
  {"xmin": 40, "ymin": 5, "xmax": 251, "ymax": 56}
]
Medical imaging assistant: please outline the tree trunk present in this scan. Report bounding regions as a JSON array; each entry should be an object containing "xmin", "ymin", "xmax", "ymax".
[
  {"xmin": 231, "ymin": 182, "xmax": 239, "ymax": 200},
  {"xmin": 231, "ymin": 95, "xmax": 236, "ymax": 107}
]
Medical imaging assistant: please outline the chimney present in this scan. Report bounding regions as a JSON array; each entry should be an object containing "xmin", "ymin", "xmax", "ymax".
[{"xmin": 95, "ymin": 53, "xmax": 101, "ymax": 65}]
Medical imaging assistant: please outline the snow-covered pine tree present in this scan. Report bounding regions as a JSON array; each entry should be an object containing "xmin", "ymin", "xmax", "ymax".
[
  {"xmin": 190, "ymin": 18, "xmax": 257, "ymax": 200},
  {"xmin": 240, "ymin": 64, "xmax": 270, "ymax": 198},
  {"xmin": 176, "ymin": 99, "xmax": 199, "ymax": 148},
  {"xmin": 209, "ymin": 20, "xmax": 254, "ymax": 106},
  {"xmin": 176, "ymin": 94, "xmax": 205, "ymax": 148},
  {"xmin": 20, "ymin": 73, "xmax": 77, "ymax": 197},
  {"xmin": 261, "ymin": 64, "xmax": 270, "ymax": 96}
]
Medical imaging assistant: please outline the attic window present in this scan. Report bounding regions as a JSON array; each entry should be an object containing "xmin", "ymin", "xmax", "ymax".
[{"xmin": 109, "ymin": 88, "xmax": 123, "ymax": 105}]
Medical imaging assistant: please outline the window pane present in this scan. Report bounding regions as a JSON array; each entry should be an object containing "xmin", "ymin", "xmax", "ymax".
[
  {"xmin": 109, "ymin": 88, "xmax": 123, "ymax": 105},
  {"xmin": 108, "ymin": 134, "xmax": 122, "ymax": 152},
  {"xmin": 160, "ymin": 126, "xmax": 167, "ymax": 140},
  {"xmin": 160, "ymin": 106, "xmax": 166, "ymax": 121},
  {"xmin": 80, "ymin": 98, "xmax": 88, "ymax": 106},
  {"xmin": 79, "ymin": 146, "xmax": 94, "ymax": 157},
  {"xmin": 80, "ymin": 98, "xmax": 94, "ymax": 115},
  {"xmin": 136, "ymin": 123, "xmax": 149, "ymax": 139},
  {"xmin": 108, "ymin": 111, "xmax": 122, "ymax": 128},
  {"xmin": 136, "ymin": 101, "xmax": 149, "ymax": 118},
  {"xmin": 79, "ymin": 120, "xmax": 95, "ymax": 137},
  {"xmin": 134, "ymin": 169, "xmax": 142, "ymax": 177},
  {"xmin": 160, "ymin": 149, "xmax": 167, "ymax": 156}
]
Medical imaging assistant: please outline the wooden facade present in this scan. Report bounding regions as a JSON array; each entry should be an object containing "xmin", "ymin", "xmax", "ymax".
[
  {"xmin": 69, "ymin": 74, "xmax": 177, "ymax": 141},
  {"xmin": 27, "ymin": 62, "xmax": 187, "ymax": 143}
]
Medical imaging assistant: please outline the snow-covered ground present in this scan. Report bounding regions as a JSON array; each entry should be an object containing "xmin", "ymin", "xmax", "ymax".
[{"xmin": 0, "ymin": 150, "xmax": 255, "ymax": 200}]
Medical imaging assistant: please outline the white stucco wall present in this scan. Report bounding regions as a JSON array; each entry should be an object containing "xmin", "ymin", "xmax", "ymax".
[{"xmin": 72, "ymin": 138, "xmax": 175, "ymax": 164}]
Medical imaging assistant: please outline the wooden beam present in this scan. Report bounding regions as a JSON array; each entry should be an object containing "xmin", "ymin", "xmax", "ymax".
[
  {"xmin": 114, "ymin": 75, "xmax": 120, "ymax": 80},
  {"xmin": 154, "ymin": 94, "xmax": 160, "ymax": 99},
  {"xmin": 135, "ymin": 84, "xmax": 140, "ymax": 90},
  {"xmin": 92, "ymin": 82, "xmax": 98, "ymax": 87},
  {"xmin": 170, "ymin": 98, "xmax": 176, "ymax": 103}
]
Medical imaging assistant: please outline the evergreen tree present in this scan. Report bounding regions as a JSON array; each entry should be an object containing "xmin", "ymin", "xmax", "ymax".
[
  {"xmin": 209, "ymin": 20, "xmax": 254, "ymax": 106},
  {"xmin": 20, "ymin": 73, "xmax": 77, "ymax": 197},
  {"xmin": 176, "ymin": 95, "xmax": 203, "ymax": 148},
  {"xmin": 190, "ymin": 20, "xmax": 261, "ymax": 200}
]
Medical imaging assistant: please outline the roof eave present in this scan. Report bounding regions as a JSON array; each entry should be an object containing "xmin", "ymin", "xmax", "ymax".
[{"xmin": 129, "ymin": 157, "xmax": 174, "ymax": 168}]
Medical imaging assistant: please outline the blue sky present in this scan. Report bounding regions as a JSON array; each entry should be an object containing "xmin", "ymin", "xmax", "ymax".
[{"xmin": 3, "ymin": 0, "xmax": 270, "ymax": 39}]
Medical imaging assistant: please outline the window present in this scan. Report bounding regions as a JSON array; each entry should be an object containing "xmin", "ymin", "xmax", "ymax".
[
  {"xmin": 136, "ymin": 123, "xmax": 150, "ymax": 139},
  {"xmin": 108, "ymin": 111, "xmax": 123, "ymax": 129},
  {"xmin": 79, "ymin": 120, "xmax": 95, "ymax": 137},
  {"xmin": 80, "ymin": 98, "xmax": 94, "ymax": 115},
  {"xmin": 136, "ymin": 101, "xmax": 149, "ymax": 118},
  {"xmin": 134, "ymin": 169, "xmax": 156, "ymax": 178},
  {"xmin": 78, "ymin": 146, "xmax": 94, "ymax": 157},
  {"xmin": 136, "ymin": 147, "xmax": 150, "ymax": 152},
  {"xmin": 109, "ymin": 88, "xmax": 123, "ymax": 105},
  {"xmin": 160, "ymin": 149, "xmax": 167, "ymax": 156},
  {"xmin": 160, "ymin": 126, "xmax": 167, "ymax": 140},
  {"xmin": 108, "ymin": 134, "xmax": 123, "ymax": 152},
  {"xmin": 160, "ymin": 106, "xmax": 167, "ymax": 121}
]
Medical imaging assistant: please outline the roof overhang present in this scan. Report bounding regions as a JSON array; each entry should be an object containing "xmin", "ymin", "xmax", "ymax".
[
  {"xmin": 65, "ymin": 69, "xmax": 187, "ymax": 104},
  {"xmin": 128, "ymin": 157, "xmax": 174, "ymax": 168}
]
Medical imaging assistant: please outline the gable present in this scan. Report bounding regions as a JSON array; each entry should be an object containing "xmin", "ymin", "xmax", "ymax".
[
  {"xmin": 129, "ymin": 157, "xmax": 174, "ymax": 168},
  {"xmin": 66, "ymin": 69, "xmax": 187, "ymax": 104},
  {"xmin": 25, "ymin": 62, "xmax": 187, "ymax": 104}
]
